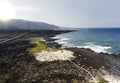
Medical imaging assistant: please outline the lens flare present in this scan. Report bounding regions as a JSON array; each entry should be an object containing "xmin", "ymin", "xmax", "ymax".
[{"xmin": 0, "ymin": 1, "xmax": 16, "ymax": 21}]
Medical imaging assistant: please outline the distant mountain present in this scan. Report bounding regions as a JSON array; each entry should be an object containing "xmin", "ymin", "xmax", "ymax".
[{"xmin": 0, "ymin": 19, "xmax": 60, "ymax": 30}]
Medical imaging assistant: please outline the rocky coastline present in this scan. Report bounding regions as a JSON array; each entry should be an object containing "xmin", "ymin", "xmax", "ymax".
[
  {"xmin": 44, "ymin": 32, "xmax": 120, "ymax": 82},
  {"xmin": 0, "ymin": 30, "xmax": 120, "ymax": 83}
]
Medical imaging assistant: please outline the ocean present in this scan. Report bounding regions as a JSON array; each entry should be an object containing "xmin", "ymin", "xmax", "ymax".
[{"xmin": 53, "ymin": 28, "xmax": 120, "ymax": 54}]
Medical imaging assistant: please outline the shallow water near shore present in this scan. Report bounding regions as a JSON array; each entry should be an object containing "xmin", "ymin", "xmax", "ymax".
[{"xmin": 53, "ymin": 28, "xmax": 120, "ymax": 54}]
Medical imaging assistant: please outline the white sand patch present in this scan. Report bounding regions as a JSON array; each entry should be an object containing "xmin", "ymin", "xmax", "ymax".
[
  {"xmin": 103, "ymin": 75, "xmax": 120, "ymax": 83},
  {"xmin": 34, "ymin": 50, "xmax": 75, "ymax": 62}
]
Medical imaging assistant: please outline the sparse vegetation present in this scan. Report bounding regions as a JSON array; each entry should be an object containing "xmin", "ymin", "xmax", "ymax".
[
  {"xmin": 29, "ymin": 38, "xmax": 57, "ymax": 53},
  {"xmin": 98, "ymin": 78, "xmax": 108, "ymax": 83}
]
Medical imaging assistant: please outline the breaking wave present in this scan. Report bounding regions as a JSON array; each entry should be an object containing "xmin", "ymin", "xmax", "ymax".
[
  {"xmin": 53, "ymin": 36, "xmax": 111, "ymax": 53},
  {"xmin": 77, "ymin": 45, "xmax": 111, "ymax": 53}
]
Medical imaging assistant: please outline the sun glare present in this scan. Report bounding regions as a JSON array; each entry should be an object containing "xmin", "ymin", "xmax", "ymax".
[{"xmin": 0, "ymin": 1, "xmax": 16, "ymax": 21}]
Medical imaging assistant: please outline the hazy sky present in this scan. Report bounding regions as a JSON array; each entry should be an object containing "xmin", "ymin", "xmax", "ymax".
[{"xmin": 7, "ymin": 0, "xmax": 120, "ymax": 27}]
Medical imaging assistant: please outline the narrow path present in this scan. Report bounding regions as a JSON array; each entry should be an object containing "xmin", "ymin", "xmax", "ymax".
[{"xmin": 69, "ymin": 60, "xmax": 97, "ymax": 83}]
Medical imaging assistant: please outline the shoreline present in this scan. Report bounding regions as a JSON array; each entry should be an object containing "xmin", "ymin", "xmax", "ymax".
[
  {"xmin": 42, "ymin": 33, "xmax": 120, "ymax": 82},
  {"xmin": 50, "ymin": 31, "xmax": 120, "ymax": 55},
  {"xmin": 0, "ymin": 30, "xmax": 120, "ymax": 83}
]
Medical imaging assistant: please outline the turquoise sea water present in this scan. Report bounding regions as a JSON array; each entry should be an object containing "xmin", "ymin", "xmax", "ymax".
[{"xmin": 53, "ymin": 28, "xmax": 120, "ymax": 54}]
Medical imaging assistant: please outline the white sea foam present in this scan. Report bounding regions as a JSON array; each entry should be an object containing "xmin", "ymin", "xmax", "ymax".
[
  {"xmin": 52, "ymin": 36, "xmax": 62, "ymax": 39},
  {"xmin": 77, "ymin": 45, "xmax": 111, "ymax": 53},
  {"xmin": 53, "ymin": 36, "xmax": 111, "ymax": 53},
  {"xmin": 59, "ymin": 38, "xmax": 70, "ymax": 41},
  {"xmin": 56, "ymin": 39, "xmax": 111, "ymax": 53},
  {"xmin": 55, "ymin": 39, "xmax": 74, "ymax": 48},
  {"xmin": 103, "ymin": 75, "xmax": 120, "ymax": 83},
  {"xmin": 53, "ymin": 36, "xmax": 74, "ymax": 48}
]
